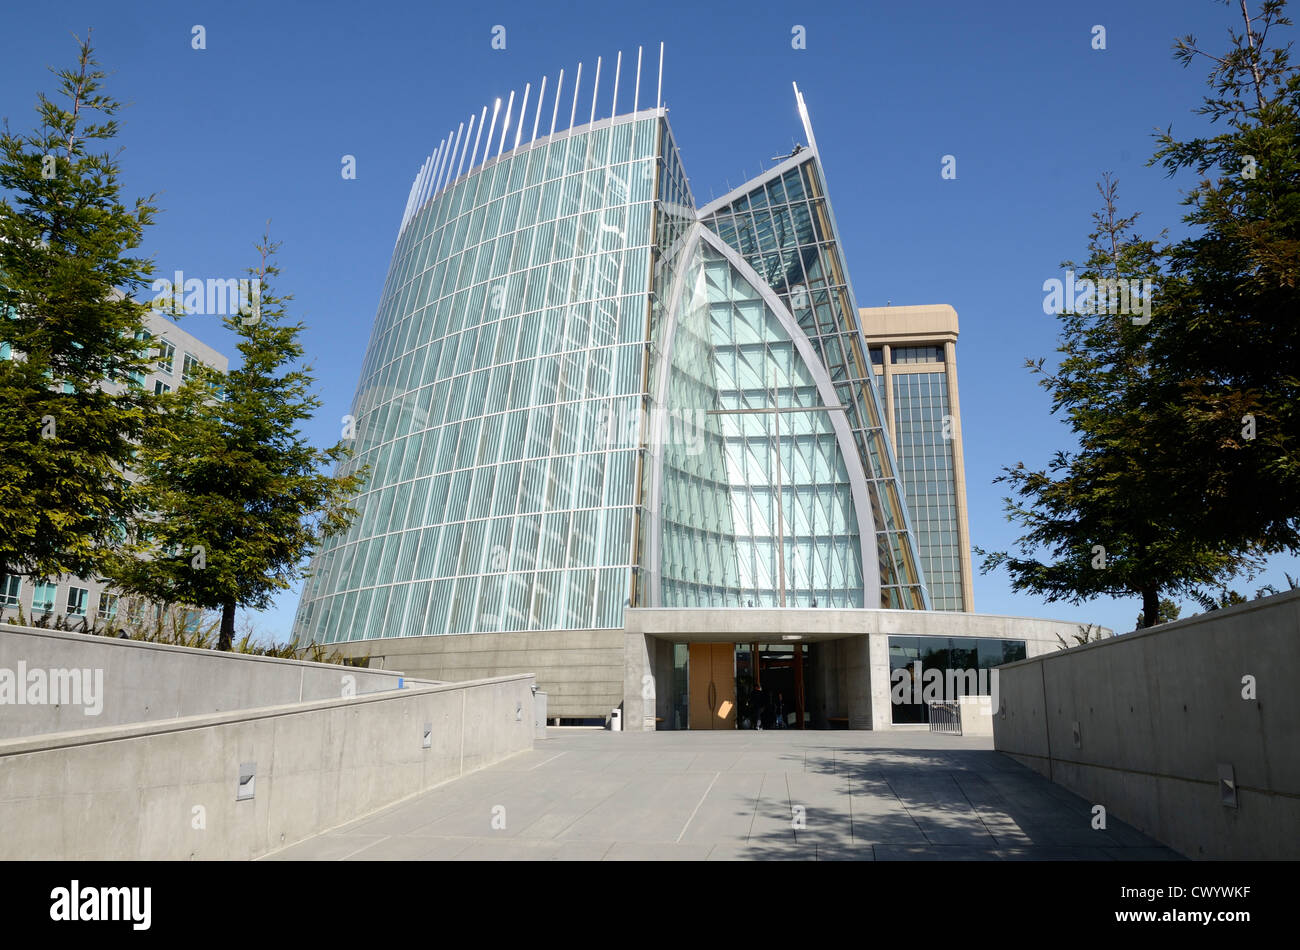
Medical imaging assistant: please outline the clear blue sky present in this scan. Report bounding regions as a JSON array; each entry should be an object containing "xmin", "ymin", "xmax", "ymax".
[{"xmin": 4, "ymin": 0, "xmax": 1296, "ymax": 640}]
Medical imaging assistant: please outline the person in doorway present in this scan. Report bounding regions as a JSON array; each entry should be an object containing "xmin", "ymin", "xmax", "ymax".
[
  {"xmin": 773, "ymin": 691, "xmax": 786, "ymax": 729},
  {"xmin": 751, "ymin": 682, "xmax": 766, "ymax": 730}
]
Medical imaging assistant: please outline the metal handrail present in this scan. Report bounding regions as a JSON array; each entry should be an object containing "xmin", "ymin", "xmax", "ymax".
[{"xmin": 927, "ymin": 700, "xmax": 962, "ymax": 735}]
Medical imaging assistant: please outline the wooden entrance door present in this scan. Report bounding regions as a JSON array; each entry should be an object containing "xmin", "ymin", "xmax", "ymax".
[{"xmin": 688, "ymin": 643, "xmax": 736, "ymax": 729}]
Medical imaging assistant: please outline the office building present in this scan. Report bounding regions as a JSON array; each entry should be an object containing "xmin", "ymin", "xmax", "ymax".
[
  {"xmin": 0, "ymin": 310, "xmax": 228, "ymax": 631},
  {"xmin": 860, "ymin": 305, "xmax": 973, "ymax": 611}
]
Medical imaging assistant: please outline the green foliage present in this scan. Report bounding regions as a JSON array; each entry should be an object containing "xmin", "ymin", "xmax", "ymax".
[
  {"xmin": 1135, "ymin": 598, "xmax": 1182, "ymax": 630},
  {"xmin": 1149, "ymin": 0, "xmax": 1300, "ymax": 558},
  {"xmin": 981, "ymin": 2, "xmax": 1300, "ymax": 627},
  {"xmin": 107, "ymin": 236, "xmax": 367, "ymax": 650},
  {"xmin": 1, "ymin": 601, "xmax": 367, "ymax": 665},
  {"xmin": 977, "ymin": 176, "xmax": 1256, "ymax": 627},
  {"xmin": 1191, "ymin": 587, "xmax": 1250, "ymax": 612},
  {"xmin": 1056, "ymin": 623, "xmax": 1109, "ymax": 650},
  {"xmin": 0, "ymin": 32, "xmax": 156, "ymax": 581}
]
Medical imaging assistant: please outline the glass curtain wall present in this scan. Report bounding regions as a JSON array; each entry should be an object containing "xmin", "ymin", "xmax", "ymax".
[
  {"xmin": 295, "ymin": 115, "xmax": 660, "ymax": 643},
  {"xmin": 701, "ymin": 160, "xmax": 928, "ymax": 609},
  {"xmin": 650, "ymin": 236, "xmax": 865, "ymax": 608}
]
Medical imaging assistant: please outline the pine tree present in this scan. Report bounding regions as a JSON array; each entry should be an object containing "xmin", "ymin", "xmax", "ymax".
[
  {"xmin": 976, "ymin": 177, "xmax": 1257, "ymax": 627},
  {"xmin": 109, "ymin": 237, "xmax": 367, "ymax": 650},
  {"xmin": 0, "ymin": 33, "xmax": 156, "ymax": 581}
]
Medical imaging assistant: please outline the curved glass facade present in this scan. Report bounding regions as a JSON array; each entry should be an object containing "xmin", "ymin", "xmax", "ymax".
[
  {"xmin": 645, "ymin": 230, "xmax": 867, "ymax": 608},
  {"xmin": 700, "ymin": 161, "xmax": 927, "ymax": 609},
  {"xmin": 294, "ymin": 83, "xmax": 928, "ymax": 646}
]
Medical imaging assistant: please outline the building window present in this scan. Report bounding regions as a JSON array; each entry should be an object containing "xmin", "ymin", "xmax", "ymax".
[
  {"xmin": 869, "ymin": 347, "xmax": 884, "ymax": 366},
  {"xmin": 97, "ymin": 592, "xmax": 119, "ymax": 621},
  {"xmin": 891, "ymin": 345, "xmax": 944, "ymax": 365},
  {"xmin": 127, "ymin": 369, "xmax": 146, "ymax": 388},
  {"xmin": 156, "ymin": 338, "xmax": 176, "ymax": 375},
  {"xmin": 887, "ymin": 635, "xmax": 1027, "ymax": 724},
  {"xmin": 0, "ymin": 342, "xmax": 11, "ymax": 361},
  {"xmin": 154, "ymin": 380, "xmax": 171, "ymax": 395},
  {"xmin": 32, "ymin": 581, "xmax": 57, "ymax": 614},
  {"xmin": 1, "ymin": 575, "xmax": 20, "ymax": 607},
  {"xmin": 182, "ymin": 354, "xmax": 201, "ymax": 381},
  {"xmin": 66, "ymin": 586, "xmax": 89, "ymax": 617}
]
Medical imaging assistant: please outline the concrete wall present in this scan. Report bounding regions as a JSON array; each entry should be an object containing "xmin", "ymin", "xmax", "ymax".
[
  {"xmin": 994, "ymin": 589, "xmax": 1300, "ymax": 860},
  {"xmin": 0, "ymin": 673, "xmax": 534, "ymax": 860},
  {"xmin": 958, "ymin": 696, "xmax": 993, "ymax": 736},
  {"xmin": 326, "ymin": 628, "xmax": 623, "ymax": 720},
  {"xmin": 0, "ymin": 624, "xmax": 412, "ymax": 740}
]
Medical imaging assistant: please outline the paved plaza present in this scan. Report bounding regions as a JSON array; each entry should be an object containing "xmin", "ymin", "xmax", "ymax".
[{"xmin": 263, "ymin": 730, "xmax": 1182, "ymax": 861}]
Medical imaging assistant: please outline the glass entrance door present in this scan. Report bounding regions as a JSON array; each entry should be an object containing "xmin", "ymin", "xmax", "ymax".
[{"xmin": 737, "ymin": 643, "xmax": 808, "ymax": 729}]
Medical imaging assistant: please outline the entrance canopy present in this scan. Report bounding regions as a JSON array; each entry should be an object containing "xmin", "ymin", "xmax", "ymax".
[{"xmin": 622, "ymin": 607, "xmax": 1107, "ymax": 732}]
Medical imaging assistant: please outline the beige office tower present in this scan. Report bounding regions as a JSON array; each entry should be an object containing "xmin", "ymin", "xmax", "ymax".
[{"xmin": 859, "ymin": 305, "xmax": 974, "ymax": 611}]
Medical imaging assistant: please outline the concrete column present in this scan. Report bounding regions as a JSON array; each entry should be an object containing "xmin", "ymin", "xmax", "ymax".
[
  {"xmin": 622, "ymin": 631, "xmax": 654, "ymax": 732},
  {"xmin": 842, "ymin": 634, "xmax": 874, "ymax": 729},
  {"xmin": 868, "ymin": 633, "xmax": 895, "ymax": 730}
]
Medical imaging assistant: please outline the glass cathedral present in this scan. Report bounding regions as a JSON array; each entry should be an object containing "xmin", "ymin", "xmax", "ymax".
[{"xmin": 293, "ymin": 64, "xmax": 930, "ymax": 647}]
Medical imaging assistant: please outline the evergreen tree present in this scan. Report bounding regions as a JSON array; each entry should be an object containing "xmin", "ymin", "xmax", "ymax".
[
  {"xmin": 0, "ymin": 33, "xmax": 156, "ymax": 581},
  {"xmin": 1136, "ymin": 598, "xmax": 1182, "ymax": 630},
  {"xmin": 110, "ymin": 238, "xmax": 367, "ymax": 650},
  {"xmin": 976, "ymin": 177, "xmax": 1257, "ymax": 627},
  {"xmin": 1149, "ymin": 0, "xmax": 1300, "ymax": 558}
]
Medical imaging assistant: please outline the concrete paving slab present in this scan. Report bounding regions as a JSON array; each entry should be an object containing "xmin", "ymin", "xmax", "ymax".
[
  {"xmin": 874, "ymin": 844, "xmax": 1001, "ymax": 861},
  {"xmin": 263, "ymin": 833, "xmax": 385, "ymax": 861},
  {"xmin": 994, "ymin": 846, "xmax": 1117, "ymax": 861},
  {"xmin": 674, "ymin": 771, "xmax": 762, "ymax": 846},
  {"xmin": 449, "ymin": 837, "xmax": 562, "ymax": 860},
  {"xmin": 340, "ymin": 834, "xmax": 474, "ymax": 860},
  {"xmin": 604, "ymin": 841, "xmax": 714, "ymax": 861},
  {"xmin": 557, "ymin": 770, "xmax": 716, "ymax": 841},
  {"xmin": 263, "ymin": 730, "xmax": 1181, "ymax": 861},
  {"xmin": 813, "ymin": 840, "xmax": 876, "ymax": 861},
  {"xmin": 549, "ymin": 839, "xmax": 616, "ymax": 861}
]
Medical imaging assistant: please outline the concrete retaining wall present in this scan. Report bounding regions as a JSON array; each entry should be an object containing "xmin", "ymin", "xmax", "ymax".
[
  {"xmin": 327, "ymin": 628, "xmax": 623, "ymax": 720},
  {"xmin": 0, "ymin": 623, "xmax": 412, "ymax": 740},
  {"xmin": 993, "ymin": 589, "xmax": 1300, "ymax": 859},
  {"xmin": 0, "ymin": 673, "xmax": 534, "ymax": 860}
]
